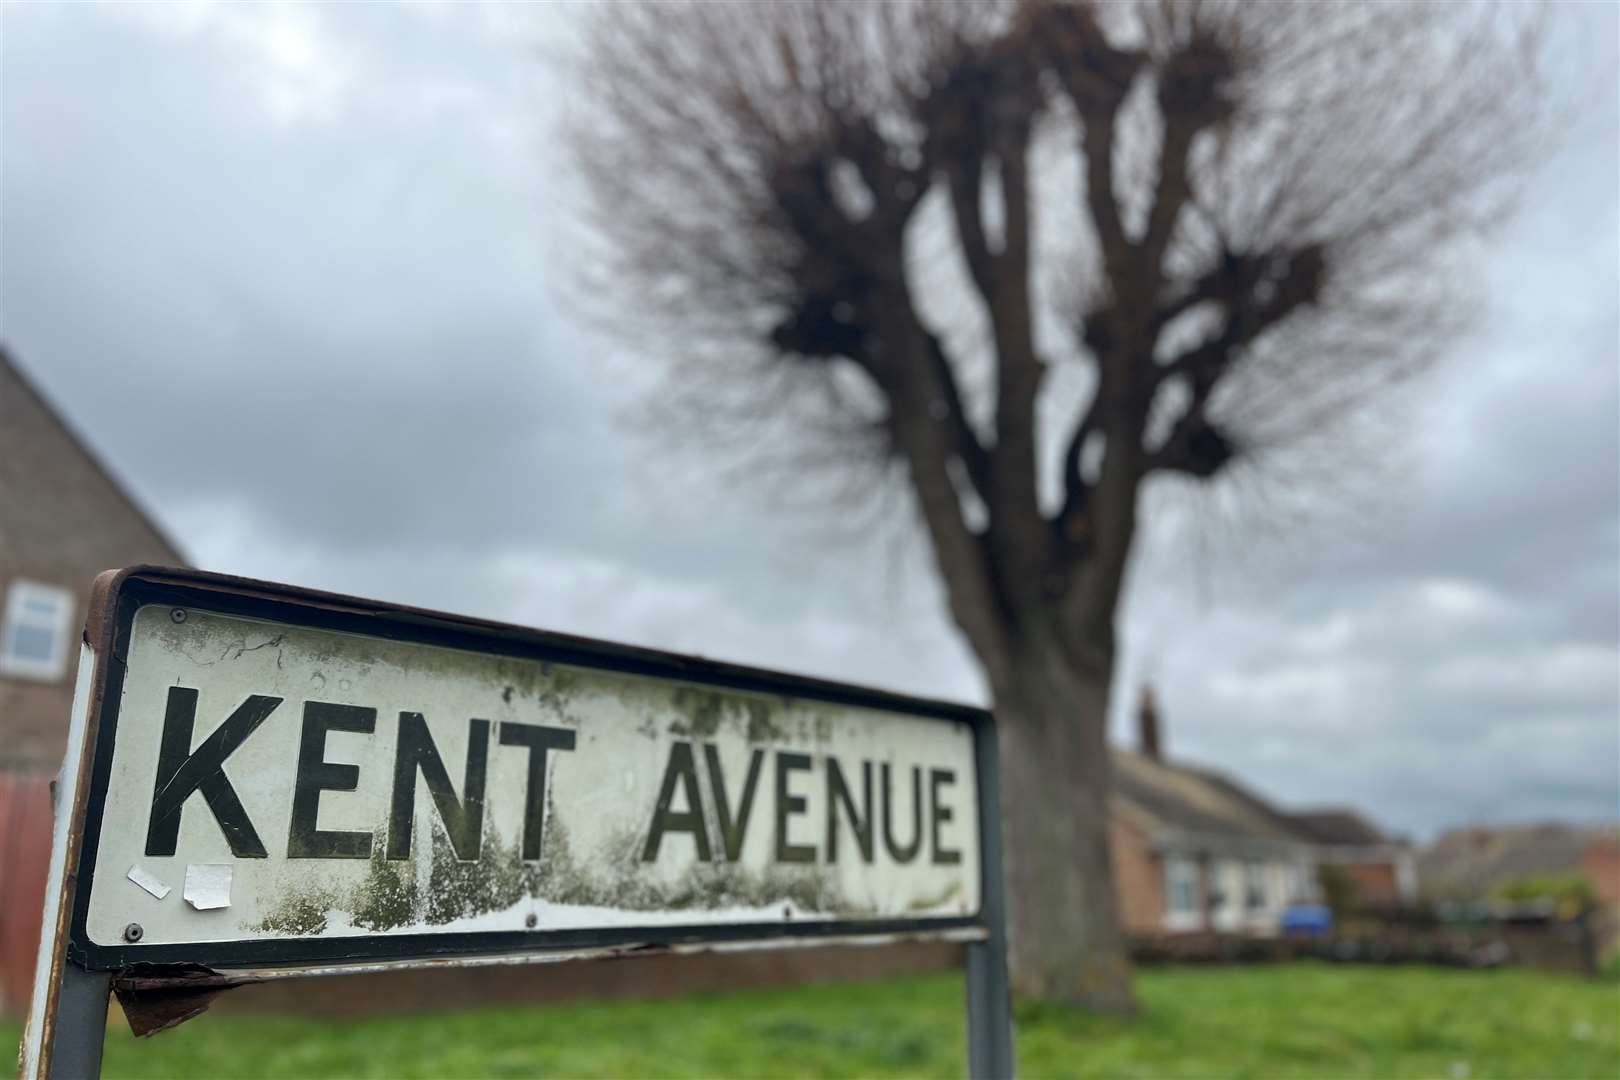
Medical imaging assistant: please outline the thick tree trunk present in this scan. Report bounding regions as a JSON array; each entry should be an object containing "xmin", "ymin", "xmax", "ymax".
[{"xmin": 990, "ymin": 633, "xmax": 1135, "ymax": 1013}]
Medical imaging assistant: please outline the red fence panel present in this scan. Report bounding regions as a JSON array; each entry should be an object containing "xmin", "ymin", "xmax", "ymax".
[{"xmin": 0, "ymin": 770, "xmax": 53, "ymax": 1015}]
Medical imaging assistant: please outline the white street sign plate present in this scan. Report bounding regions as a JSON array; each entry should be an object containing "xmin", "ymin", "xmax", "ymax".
[{"xmin": 68, "ymin": 572, "xmax": 984, "ymax": 969}]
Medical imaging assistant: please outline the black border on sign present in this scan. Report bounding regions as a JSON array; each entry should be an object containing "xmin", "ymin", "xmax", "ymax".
[{"xmin": 66, "ymin": 568, "xmax": 991, "ymax": 973}]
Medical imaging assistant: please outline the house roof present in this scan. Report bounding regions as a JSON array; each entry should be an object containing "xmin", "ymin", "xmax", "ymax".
[
  {"xmin": 0, "ymin": 346, "xmax": 186, "ymax": 567},
  {"xmin": 1111, "ymin": 748, "xmax": 1315, "ymax": 855},
  {"xmin": 1417, "ymin": 823, "xmax": 1620, "ymax": 900},
  {"xmin": 1289, "ymin": 808, "xmax": 1392, "ymax": 847}
]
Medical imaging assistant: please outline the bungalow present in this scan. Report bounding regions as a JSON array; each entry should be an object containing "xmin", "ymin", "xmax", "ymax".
[{"xmin": 1109, "ymin": 688, "xmax": 1411, "ymax": 935}]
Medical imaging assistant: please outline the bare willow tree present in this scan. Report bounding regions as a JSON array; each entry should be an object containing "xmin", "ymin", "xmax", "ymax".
[{"xmin": 568, "ymin": 0, "xmax": 1539, "ymax": 1010}]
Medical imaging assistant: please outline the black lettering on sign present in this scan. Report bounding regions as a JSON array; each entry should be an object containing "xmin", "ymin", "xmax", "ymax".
[
  {"xmin": 704, "ymin": 744, "xmax": 762, "ymax": 862},
  {"xmin": 642, "ymin": 741, "xmax": 711, "ymax": 862},
  {"xmin": 774, "ymin": 751, "xmax": 815, "ymax": 864},
  {"xmin": 497, "ymin": 720, "xmax": 576, "ymax": 861},
  {"xmin": 881, "ymin": 763, "xmax": 923, "ymax": 864},
  {"xmin": 387, "ymin": 713, "xmax": 489, "ymax": 862},
  {"xmin": 930, "ymin": 768, "xmax": 961, "ymax": 865},
  {"xmin": 287, "ymin": 701, "xmax": 376, "ymax": 859},
  {"xmin": 826, "ymin": 758, "xmax": 873, "ymax": 864},
  {"xmin": 145, "ymin": 687, "xmax": 279, "ymax": 859}
]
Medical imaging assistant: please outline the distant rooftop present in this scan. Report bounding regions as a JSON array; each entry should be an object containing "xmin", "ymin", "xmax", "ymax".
[
  {"xmin": 1111, "ymin": 748, "xmax": 1312, "ymax": 854},
  {"xmin": 1289, "ymin": 808, "xmax": 1393, "ymax": 847},
  {"xmin": 1418, "ymin": 823, "xmax": 1620, "ymax": 900}
]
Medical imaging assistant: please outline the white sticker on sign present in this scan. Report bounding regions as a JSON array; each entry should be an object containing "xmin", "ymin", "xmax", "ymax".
[
  {"xmin": 126, "ymin": 865, "xmax": 171, "ymax": 901},
  {"xmin": 183, "ymin": 864, "xmax": 232, "ymax": 910}
]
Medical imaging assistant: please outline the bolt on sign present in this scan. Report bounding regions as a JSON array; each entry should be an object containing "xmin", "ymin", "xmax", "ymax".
[{"xmin": 22, "ymin": 568, "xmax": 1013, "ymax": 1079}]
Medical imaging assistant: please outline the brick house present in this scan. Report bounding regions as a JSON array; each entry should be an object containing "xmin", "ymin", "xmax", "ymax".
[
  {"xmin": 1108, "ymin": 688, "xmax": 1413, "ymax": 935},
  {"xmin": 0, "ymin": 346, "xmax": 186, "ymax": 1010},
  {"xmin": 1418, "ymin": 823, "xmax": 1620, "ymax": 908},
  {"xmin": 1416, "ymin": 823, "xmax": 1620, "ymax": 964}
]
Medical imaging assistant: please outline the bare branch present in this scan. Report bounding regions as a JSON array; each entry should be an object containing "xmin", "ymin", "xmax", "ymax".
[
  {"xmin": 568, "ymin": 0, "xmax": 1547, "ymax": 656},
  {"xmin": 1034, "ymin": 3, "xmax": 1140, "ymax": 280}
]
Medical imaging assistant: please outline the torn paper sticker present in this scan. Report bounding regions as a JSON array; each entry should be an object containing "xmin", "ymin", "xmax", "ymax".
[
  {"xmin": 183, "ymin": 864, "xmax": 232, "ymax": 910},
  {"xmin": 126, "ymin": 864, "xmax": 171, "ymax": 901}
]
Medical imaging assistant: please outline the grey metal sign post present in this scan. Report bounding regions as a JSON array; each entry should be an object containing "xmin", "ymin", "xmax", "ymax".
[
  {"xmin": 966, "ymin": 724, "xmax": 1015, "ymax": 1078},
  {"xmin": 22, "ymin": 567, "xmax": 1015, "ymax": 1079}
]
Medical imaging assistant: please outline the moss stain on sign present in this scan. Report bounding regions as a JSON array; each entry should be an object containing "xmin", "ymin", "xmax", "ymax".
[{"xmin": 249, "ymin": 807, "xmax": 860, "ymax": 938}]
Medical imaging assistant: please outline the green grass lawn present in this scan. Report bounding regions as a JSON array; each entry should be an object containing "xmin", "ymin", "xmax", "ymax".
[{"xmin": 8, "ymin": 963, "xmax": 1618, "ymax": 1078}]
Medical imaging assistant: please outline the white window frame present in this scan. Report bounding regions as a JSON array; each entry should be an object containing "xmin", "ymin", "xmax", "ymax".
[
  {"xmin": 1244, "ymin": 861, "xmax": 1267, "ymax": 913},
  {"xmin": 1210, "ymin": 860, "xmax": 1243, "ymax": 930},
  {"xmin": 1284, "ymin": 861, "xmax": 1314, "ymax": 905},
  {"xmin": 0, "ymin": 580, "xmax": 76, "ymax": 681},
  {"xmin": 1163, "ymin": 856, "xmax": 1203, "ymax": 931}
]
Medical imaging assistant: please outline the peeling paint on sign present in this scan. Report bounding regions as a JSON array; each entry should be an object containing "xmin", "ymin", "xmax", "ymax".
[{"xmin": 83, "ymin": 607, "xmax": 980, "ymax": 947}]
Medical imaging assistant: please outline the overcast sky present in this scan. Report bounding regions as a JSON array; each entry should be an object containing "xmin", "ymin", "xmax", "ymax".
[{"xmin": 3, "ymin": 3, "xmax": 1615, "ymax": 840}]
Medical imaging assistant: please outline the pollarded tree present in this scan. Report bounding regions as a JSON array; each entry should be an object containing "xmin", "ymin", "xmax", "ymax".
[{"xmin": 568, "ymin": 0, "xmax": 1540, "ymax": 1010}]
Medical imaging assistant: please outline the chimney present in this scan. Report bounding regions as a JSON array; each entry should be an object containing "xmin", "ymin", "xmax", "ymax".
[{"xmin": 1138, "ymin": 685, "xmax": 1162, "ymax": 761}]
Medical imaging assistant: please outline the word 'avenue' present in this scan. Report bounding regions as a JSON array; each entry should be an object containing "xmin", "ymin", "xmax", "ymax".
[{"xmin": 642, "ymin": 742, "xmax": 962, "ymax": 867}]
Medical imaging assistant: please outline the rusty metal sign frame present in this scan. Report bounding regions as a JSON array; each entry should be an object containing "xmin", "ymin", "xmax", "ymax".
[{"xmin": 22, "ymin": 566, "xmax": 1014, "ymax": 1078}]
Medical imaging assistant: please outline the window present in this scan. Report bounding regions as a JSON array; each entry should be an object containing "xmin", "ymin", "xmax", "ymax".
[
  {"xmin": 1165, "ymin": 857, "xmax": 1200, "ymax": 916},
  {"xmin": 1209, "ymin": 861, "xmax": 1243, "ymax": 929},
  {"xmin": 0, "ymin": 580, "xmax": 75, "ymax": 681},
  {"xmin": 1284, "ymin": 862, "xmax": 1311, "ymax": 904},
  {"xmin": 1244, "ymin": 861, "xmax": 1267, "ymax": 912}
]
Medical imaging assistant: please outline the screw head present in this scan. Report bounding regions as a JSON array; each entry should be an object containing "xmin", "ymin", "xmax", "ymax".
[
  {"xmin": 123, "ymin": 922, "xmax": 144, "ymax": 943},
  {"xmin": 524, "ymin": 913, "xmax": 538, "ymax": 929},
  {"xmin": 170, "ymin": 608, "xmax": 187, "ymax": 624}
]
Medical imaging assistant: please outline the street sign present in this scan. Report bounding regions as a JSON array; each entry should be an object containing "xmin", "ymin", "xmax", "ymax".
[{"xmin": 22, "ymin": 567, "xmax": 1013, "ymax": 1078}]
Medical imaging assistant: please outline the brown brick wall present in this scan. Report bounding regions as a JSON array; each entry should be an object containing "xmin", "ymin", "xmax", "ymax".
[
  {"xmin": 1341, "ymin": 861, "xmax": 1400, "ymax": 907},
  {"xmin": 0, "ymin": 352, "xmax": 184, "ymax": 769},
  {"xmin": 0, "ymin": 773, "xmax": 52, "ymax": 1013},
  {"xmin": 1582, "ymin": 839, "xmax": 1620, "ymax": 907},
  {"xmin": 1111, "ymin": 818, "xmax": 1164, "ymax": 934}
]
